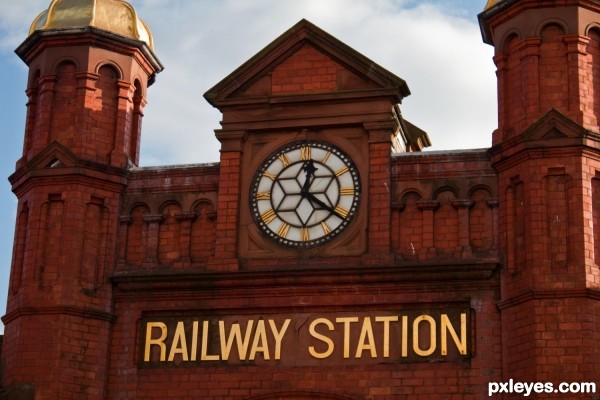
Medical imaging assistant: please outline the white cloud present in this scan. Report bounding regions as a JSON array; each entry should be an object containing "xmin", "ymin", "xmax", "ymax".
[
  {"xmin": 0, "ymin": 1, "xmax": 49, "ymax": 52},
  {"xmin": 0, "ymin": 0, "xmax": 497, "ymax": 163},
  {"xmin": 130, "ymin": 0, "xmax": 497, "ymax": 166}
]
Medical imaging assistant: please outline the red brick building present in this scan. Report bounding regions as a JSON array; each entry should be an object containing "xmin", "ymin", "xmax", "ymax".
[{"xmin": 1, "ymin": 0, "xmax": 600, "ymax": 399}]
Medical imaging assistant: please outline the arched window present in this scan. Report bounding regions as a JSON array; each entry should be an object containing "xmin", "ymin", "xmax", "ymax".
[
  {"xmin": 539, "ymin": 24, "xmax": 568, "ymax": 112},
  {"xmin": 50, "ymin": 61, "xmax": 77, "ymax": 145},
  {"xmin": 93, "ymin": 64, "xmax": 119, "ymax": 162}
]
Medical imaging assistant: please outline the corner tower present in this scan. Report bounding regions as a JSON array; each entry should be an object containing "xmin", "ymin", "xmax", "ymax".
[
  {"xmin": 1, "ymin": 1, "xmax": 162, "ymax": 398},
  {"xmin": 480, "ymin": 0, "xmax": 600, "ymax": 388}
]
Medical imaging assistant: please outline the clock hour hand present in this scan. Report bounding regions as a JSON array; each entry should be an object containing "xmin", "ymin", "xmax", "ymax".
[
  {"xmin": 301, "ymin": 160, "xmax": 317, "ymax": 194},
  {"xmin": 305, "ymin": 192, "xmax": 345, "ymax": 220}
]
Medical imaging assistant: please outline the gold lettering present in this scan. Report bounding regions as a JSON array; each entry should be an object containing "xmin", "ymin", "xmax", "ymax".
[
  {"xmin": 201, "ymin": 320, "xmax": 220, "ymax": 361},
  {"xmin": 413, "ymin": 315, "xmax": 436, "ymax": 357},
  {"xmin": 336, "ymin": 317, "xmax": 359, "ymax": 359},
  {"xmin": 322, "ymin": 151, "xmax": 332, "ymax": 164},
  {"xmin": 401, "ymin": 315, "xmax": 408, "ymax": 357},
  {"xmin": 441, "ymin": 313, "xmax": 467, "ymax": 356},
  {"xmin": 375, "ymin": 316, "xmax": 398, "ymax": 358},
  {"xmin": 168, "ymin": 321, "xmax": 189, "ymax": 362},
  {"xmin": 144, "ymin": 322, "xmax": 167, "ymax": 362},
  {"xmin": 320, "ymin": 221, "xmax": 331, "ymax": 235},
  {"xmin": 269, "ymin": 319, "xmax": 291, "ymax": 360},
  {"xmin": 308, "ymin": 318, "xmax": 334, "ymax": 359},
  {"xmin": 219, "ymin": 320, "xmax": 254, "ymax": 361},
  {"xmin": 355, "ymin": 317, "xmax": 377, "ymax": 358},
  {"xmin": 249, "ymin": 320, "xmax": 270, "ymax": 360},
  {"xmin": 340, "ymin": 188, "xmax": 355, "ymax": 196},
  {"xmin": 142, "ymin": 311, "xmax": 469, "ymax": 364},
  {"xmin": 190, "ymin": 321, "xmax": 198, "ymax": 361}
]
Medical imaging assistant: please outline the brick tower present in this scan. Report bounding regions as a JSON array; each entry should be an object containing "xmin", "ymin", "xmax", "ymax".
[
  {"xmin": 480, "ymin": 0, "xmax": 600, "ymax": 391},
  {"xmin": 1, "ymin": 0, "xmax": 162, "ymax": 398}
]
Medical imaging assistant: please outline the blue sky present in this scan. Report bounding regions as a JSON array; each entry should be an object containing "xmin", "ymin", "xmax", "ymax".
[{"xmin": 0, "ymin": 0, "xmax": 496, "ymax": 331}]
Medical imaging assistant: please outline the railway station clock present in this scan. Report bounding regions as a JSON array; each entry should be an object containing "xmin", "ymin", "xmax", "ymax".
[{"xmin": 250, "ymin": 141, "xmax": 361, "ymax": 248}]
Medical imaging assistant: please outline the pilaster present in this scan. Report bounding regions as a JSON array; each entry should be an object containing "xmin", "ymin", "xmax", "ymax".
[{"xmin": 364, "ymin": 121, "xmax": 396, "ymax": 257}]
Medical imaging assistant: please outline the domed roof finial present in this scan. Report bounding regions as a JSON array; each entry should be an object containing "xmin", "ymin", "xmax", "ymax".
[
  {"xmin": 29, "ymin": 0, "xmax": 154, "ymax": 49},
  {"xmin": 483, "ymin": 0, "xmax": 504, "ymax": 11}
]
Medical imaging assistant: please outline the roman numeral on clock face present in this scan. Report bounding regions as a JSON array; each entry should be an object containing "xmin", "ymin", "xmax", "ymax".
[
  {"xmin": 256, "ymin": 192, "xmax": 271, "ymax": 200},
  {"xmin": 261, "ymin": 208, "xmax": 277, "ymax": 224}
]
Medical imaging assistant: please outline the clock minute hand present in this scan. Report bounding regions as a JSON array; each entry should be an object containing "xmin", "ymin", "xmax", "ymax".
[{"xmin": 306, "ymin": 192, "xmax": 345, "ymax": 220}]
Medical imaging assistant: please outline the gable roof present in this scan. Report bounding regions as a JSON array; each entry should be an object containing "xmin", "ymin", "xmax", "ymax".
[{"xmin": 204, "ymin": 19, "xmax": 410, "ymax": 108}]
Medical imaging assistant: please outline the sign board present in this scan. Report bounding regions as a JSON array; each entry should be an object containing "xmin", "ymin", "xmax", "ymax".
[{"xmin": 140, "ymin": 308, "xmax": 471, "ymax": 367}]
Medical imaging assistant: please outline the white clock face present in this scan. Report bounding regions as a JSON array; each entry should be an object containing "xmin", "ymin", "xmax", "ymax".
[{"xmin": 250, "ymin": 141, "xmax": 360, "ymax": 248}]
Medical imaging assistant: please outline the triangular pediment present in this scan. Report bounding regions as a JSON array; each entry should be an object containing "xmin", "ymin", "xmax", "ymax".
[
  {"xmin": 521, "ymin": 109, "xmax": 589, "ymax": 143},
  {"xmin": 541, "ymin": 128, "xmax": 567, "ymax": 139},
  {"xmin": 204, "ymin": 19, "xmax": 410, "ymax": 108},
  {"xmin": 26, "ymin": 141, "xmax": 80, "ymax": 170}
]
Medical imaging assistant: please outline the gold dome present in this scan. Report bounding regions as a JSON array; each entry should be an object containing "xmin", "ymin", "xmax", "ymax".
[
  {"xmin": 483, "ymin": 0, "xmax": 504, "ymax": 10},
  {"xmin": 29, "ymin": 0, "xmax": 153, "ymax": 49}
]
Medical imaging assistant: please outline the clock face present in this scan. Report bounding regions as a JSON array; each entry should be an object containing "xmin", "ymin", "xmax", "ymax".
[{"xmin": 250, "ymin": 141, "xmax": 360, "ymax": 248}]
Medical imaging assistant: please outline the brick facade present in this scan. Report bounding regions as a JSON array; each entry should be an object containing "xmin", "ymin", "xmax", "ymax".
[{"xmin": 1, "ymin": 1, "xmax": 600, "ymax": 399}]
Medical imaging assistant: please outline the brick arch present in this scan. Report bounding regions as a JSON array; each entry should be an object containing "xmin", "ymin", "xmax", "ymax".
[
  {"xmin": 98, "ymin": 64, "xmax": 119, "ymax": 79},
  {"xmin": 190, "ymin": 200, "xmax": 217, "ymax": 263},
  {"xmin": 158, "ymin": 201, "xmax": 183, "ymax": 266},
  {"xmin": 539, "ymin": 23, "xmax": 568, "ymax": 114},
  {"xmin": 126, "ymin": 202, "xmax": 151, "ymax": 215},
  {"xmin": 95, "ymin": 61, "xmax": 123, "ymax": 80},
  {"xmin": 499, "ymin": 30, "xmax": 520, "ymax": 53},
  {"xmin": 433, "ymin": 187, "xmax": 458, "ymax": 257},
  {"xmin": 585, "ymin": 23, "xmax": 600, "ymax": 37},
  {"xmin": 93, "ymin": 64, "xmax": 120, "ymax": 163},
  {"xmin": 433, "ymin": 186, "xmax": 458, "ymax": 200},
  {"xmin": 51, "ymin": 57, "xmax": 79, "ymax": 74},
  {"xmin": 159, "ymin": 200, "xmax": 182, "ymax": 213},
  {"xmin": 394, "ymin": 190, "xmax": 423, "ymax": 259},
  {"xmin": 467, "ymin": 184, "xmax": 494, "ymax": 200},
  {"xmin": 399, "ymin": 188, "xmax": 424, "ymax": 202},
  {"xmin": 126, "ymin": 203, "xmax": 151, "ymax": 265},
  {"xmin": 501, "ymin": 31, "xmax": 522, "ymax": 138},
  {"xmin": 535, "ymin": 19, "xmax": 569, "ymax": 37},
  {"xmin": 50, "ymin": 60, "xmax": 78, "ymax": 148},
  {"xmin": 587, "ymin": 27, "xmax": 600, "ymax": 129},
  {"xmin": 539, "ymin": 22, "xmax": 567, "ymax": 41},
  {"xmin": 24, "ymin": 69, "xmax": 42, "ymax": 157},
  {"xmin": 133, "ymin": 76, "xmax": 146, "ymax": 97},
  {"xmin": 469, "ymin": 186, "xmax": 494, "ymax": 253},
  {"xmin": 129, "ymin": 79, "xmax": 145, "ymax": 165},
  {"xmin": 246, "ymin": 391, "xmax": 360, "ymax": 400},
  {"xmin": 190, "ymin": 199, "xmax": 215, "ymax": 214},
  {"xmin": 28, "ymin": 68, "xmax": 41, "ymax": 89}
]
